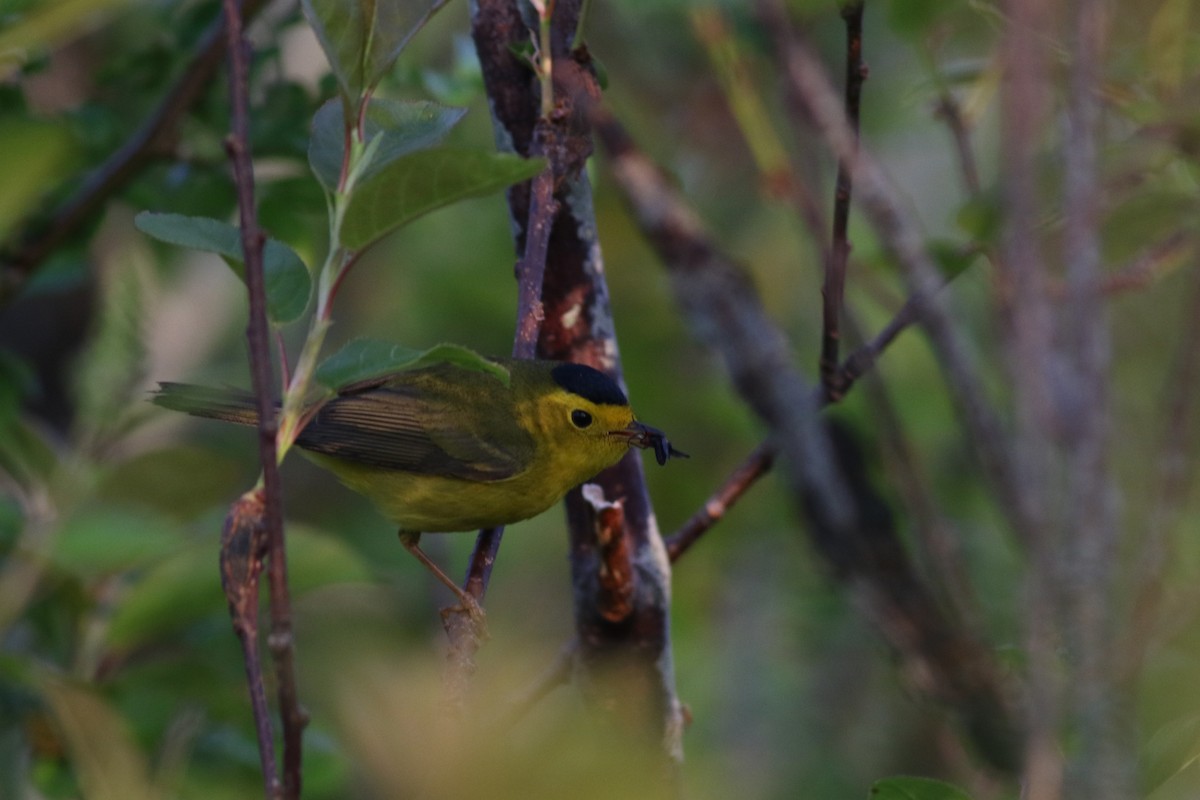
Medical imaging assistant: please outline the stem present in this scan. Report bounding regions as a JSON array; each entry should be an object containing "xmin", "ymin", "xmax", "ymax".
[
  {"xmin": 821, "ymin": 0, "xmax": 864, "ymax": 400},
  {"xmin": 220, "ymin": 0, "xmax": 304, "ymax": 795}
]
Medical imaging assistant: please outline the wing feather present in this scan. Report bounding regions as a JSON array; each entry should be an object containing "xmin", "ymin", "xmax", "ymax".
[{"xmin": 295, "ymin": 368, "xmax": 533, "ymax": 481}]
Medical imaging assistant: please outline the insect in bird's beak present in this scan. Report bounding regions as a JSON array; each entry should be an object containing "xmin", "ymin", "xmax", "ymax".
[{"xmin": 615, "ymin": 421, "xmax": 690, "ymax": 466}]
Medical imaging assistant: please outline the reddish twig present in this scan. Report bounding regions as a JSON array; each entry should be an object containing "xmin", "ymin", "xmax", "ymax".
[
  {"xmin": 821, "ymin": 0, "xmax": 865, "ymax": 400},
  {"xmin": 665, "ymin": 443, "xmax": 775, "ymax": 562},
  {"xmin": 221, "ymin": 1, "xmax": 305, "ymax": 796}
]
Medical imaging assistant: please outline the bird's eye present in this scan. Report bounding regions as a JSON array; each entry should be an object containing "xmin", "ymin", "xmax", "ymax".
[{"xmin": 571, "ymin": 409, "xmax": 593, "ymax": 428}]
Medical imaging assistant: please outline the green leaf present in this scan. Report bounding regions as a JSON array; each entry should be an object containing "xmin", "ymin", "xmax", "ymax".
[
  {"xmin": 870, "ymin": 776, "xmax": 973, "ymax": 800},
  {"xmin": 37, "ymin": 677, "xmax": 159, "ymax": 800},
  {"xmin": 72, "ymin": 251, "xmax": 147, "ymax": 446},
  {"xmin": 1143, "ymin": 714, "xmax": 1200, "ymax": 794},
  {"xmin": 0, "ymin": 118, "xmax": 79, "ymax": 243},
  {"xmin": 0, "ymin": 413, "xmax": 59, "ymax": 489},
  {"xmin": 106, "ymin": 526, "xmax": 373, "ymax": 651},
  {"xmin": 287, "ymin": 525, "xmax": 376, "ymax": 592},
  {"xmin": 97, "ymin": 446, "xmax": 249, "ymax": 521},
  {"xmin": 50, "ymin": 507, "xmax": 185, "ymax": 576},
  {"xmin": 105, "ymin": 541, "xmax": 221, "ymax": 651},
  {"xmin": 300, "ymin": 0, "xmax": 449, "ymax": 102},
  {"xmin": 308, "ymin": 97, "xmax": 468, "ymax": 191},
  {"xmin": 339, "ymin": 147, "xmax": 545, "ymax": 251},
  {"xmin": 134, "ymin": 212, "xmax": 311, "ymax": 324},
  {"xmin": 315, "ymin": 339, "xmax": 509, "ymax": 389}
]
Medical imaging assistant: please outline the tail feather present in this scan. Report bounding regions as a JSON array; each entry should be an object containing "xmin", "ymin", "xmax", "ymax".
[{"xmin": 152, "ymin": 383, "xmax": 261, "ymax": 426}]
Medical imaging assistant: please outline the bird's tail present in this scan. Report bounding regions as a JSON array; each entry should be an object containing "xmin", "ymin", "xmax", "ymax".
[{"xmin": 152, "ymin": 383, "xmax": 261, "ymax": 426}]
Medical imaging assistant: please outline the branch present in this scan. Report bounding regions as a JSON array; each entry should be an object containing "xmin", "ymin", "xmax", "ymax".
[
  {"xmin": 443, "ymin": 0, "xmax": 566, "ymax": 700},
  {"xmin": 757, "ymin": 0, "xmax": 1030, "ymax": 549},
  {"xmin": 821, "ymin": 0, "xmax": 865, "ymax": 400},
  {"xmin": 443, "ymin": 125, "xmax": 558, "ymax": 695},
  {"xmin": 218, "ymin": 492, "xmax": 277, "ymax": 799},
  {"xmin": 1060, "ymin": 0, "xmax": 1122, "ymax": 787},
  {"xmin": 221, "ymin": 2, "xmax": 304, "ymax": 796},
  {"xmin": 593, "ymin": 101, "xmax": 1021, "ymax": 774},
  {"xmin": 664, "ymin": 443, "xmax": 774, "ymax": 562},
  {"xmin": 474, "ymin": 0, "xmax": 684, "ymax": 764}
]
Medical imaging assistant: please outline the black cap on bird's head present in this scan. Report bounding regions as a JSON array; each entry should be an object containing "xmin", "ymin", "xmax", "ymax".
[
  {"xmin": 551, "ymin": 363, "xmax": 629, "ymax": 407},
  {"xmin": 551, "ymin": 362, "xmax": 688, "ymax": 466}
]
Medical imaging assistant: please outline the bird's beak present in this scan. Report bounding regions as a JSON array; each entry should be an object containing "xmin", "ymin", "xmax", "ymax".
[{"xmin": 614, "ymin": 420, "xmax": 689, "ymax": 466}]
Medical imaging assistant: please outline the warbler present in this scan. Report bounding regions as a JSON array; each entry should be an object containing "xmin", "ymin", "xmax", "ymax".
[{"xmin": 154, "ymin": 358, "xmax": 686, "ymax": 615}]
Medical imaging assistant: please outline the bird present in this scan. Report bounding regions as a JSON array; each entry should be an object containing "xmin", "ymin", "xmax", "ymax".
[{"xmin": 153, "ymin": 358, "xmax": 686, "ymax": 619}]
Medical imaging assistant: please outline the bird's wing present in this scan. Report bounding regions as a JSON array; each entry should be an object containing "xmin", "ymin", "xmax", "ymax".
[{"xmin": 295, "ymin": 378, "xmax": 534, "ymax": 481}]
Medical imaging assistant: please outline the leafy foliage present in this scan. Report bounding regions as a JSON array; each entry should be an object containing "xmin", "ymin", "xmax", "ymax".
[
  {"xmin": 338, "ymin": 147, "xmax": 544, "ymax": 250},
  {"xmin": 308, "ymin": 97, "xmax": 467, "ymax": 191},
  {"xmin": 133, "ymin": 212, "xmax": 312, "ymax": 324}
]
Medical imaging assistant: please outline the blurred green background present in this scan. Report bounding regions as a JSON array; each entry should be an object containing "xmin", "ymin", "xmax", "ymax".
[{"xmin": 2, "ymin": 0, "xmax": 1199, "ymax": 798}]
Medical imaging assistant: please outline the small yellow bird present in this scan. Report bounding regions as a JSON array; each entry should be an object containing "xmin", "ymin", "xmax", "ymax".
[{"xmin": 154, "ymin": 358, "xmax": 685, "ymax": 613}]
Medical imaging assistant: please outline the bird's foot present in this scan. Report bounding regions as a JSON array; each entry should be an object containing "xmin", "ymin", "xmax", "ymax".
[{"xmin": 441, "ymin": 593, "xmax": 489, "ymax": 640}]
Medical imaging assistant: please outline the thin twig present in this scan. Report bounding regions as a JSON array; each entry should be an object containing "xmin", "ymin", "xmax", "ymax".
[
  {"xmin": 444, "ymin": 71, "xmax": 561, "ymax": 695},
  {"xmin": 757, "ymin": 0, "xmax": 1028, "ymax": 550},
  {"xmin": 221, "ymin": 1, "xmax": 304, "ymax": 796},
  {"xmin": 821, "ymin": 0, "xmax": 865, "ymax": 400},
  {"xmin": 934, "ymin": 92, "xmax": 982, "ymax": 197},
  {"xmin": 594, "ymin": 85, "xmax": 1020, "ymax": 774},
  {"xmin": 665, "ymin": 443, "xmax": 775, "ymax": 562},
  {"xmin": 1, "ymin": 0, "xmax": 266, "ymax": 299}
]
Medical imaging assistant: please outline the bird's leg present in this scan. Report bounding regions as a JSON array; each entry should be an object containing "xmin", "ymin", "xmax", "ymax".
[{"xmin": 398, "ymin": 530, "xmax": 487, "ymax": 633}]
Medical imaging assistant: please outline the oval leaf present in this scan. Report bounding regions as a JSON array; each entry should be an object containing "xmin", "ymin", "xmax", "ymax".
[
  {"xmin": 106, "ymin": 526, "xmax": 374, "ymax": 651},
  {"xmin": 870, "ymin": 776, "xmax": 974, "ymax": 800},
  {"xmin": 134, "ymin": 212, "xmax": 311, "ymax": 324},
  {"xmin": 38, "ymin": 677, "xmax": 158, "ymax": 800},
  {"xmin": 301, "ymin": 0, "xmax": 448, "ymax": 102},
  {"xmin": 309, "ymin": 97, "xmax": 468, "ymax": 191},
  {"xmin": 315, "ymin": 339, "xmax": 509, "ymax": 389},
  {"xmin": 339, "ymin": 147, "xmax": 545, "ymax": 251},
  {"xmin": 51, "ymin": 507, "xmax": 185, "ymax": 576}
]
